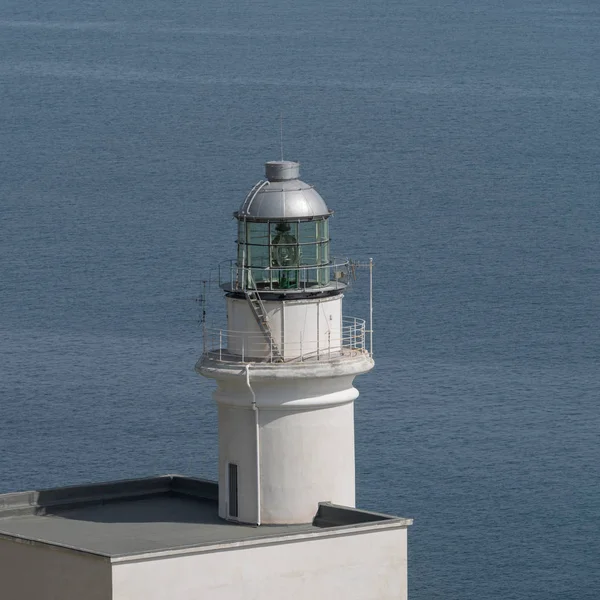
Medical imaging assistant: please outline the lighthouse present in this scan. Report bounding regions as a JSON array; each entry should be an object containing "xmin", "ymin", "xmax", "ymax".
[
  {"xmin": 0, "ymin": 162, "xmax": 412, "ymax": 600},
  {"xmin": 0, "ymin": 159, "xmax": 411, "ymax": 600},
  {"xmin": 197, "ymin": 160, "xmax": 374, "ymax": 525}
]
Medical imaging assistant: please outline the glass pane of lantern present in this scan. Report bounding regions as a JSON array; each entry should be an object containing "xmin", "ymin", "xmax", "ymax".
[
  {"xmin": 247, "ymin": 244, "xmax": 269, "ymax": 268},
  {"xmin": 247, "ymin": 222, "xmax": 269, "ymax": 245},
  {"xmin": 271, "ymin": 222, "xmax": 299, "ymax": 268},
  {"xmin": 318, "ymin": 219, "xmax": 329, "ymax": 242},
  {"xmin": 318, "ymin": 263, "xmax": 330, "ymax": 285},
  {"xmin": 298, "ymin": 221, "xmax": 317, "ymax": 244},
  {"xmin": 320, "ymin": 241, "xmax": 329, "ymax": 264},
  {"xmin": 271, "ymin": 221, "xmax": 298, "ymax": 243},
  {"xmin": 301, "ymin": 243, "xmax": 317, "ymax": 267},
  {"xmin": 250, "ymin": 267, "xmax": 269, "ymax": 287},
  {"xmin": 237, "ymin": 221, "xmax": 246, "ymax": 244}
]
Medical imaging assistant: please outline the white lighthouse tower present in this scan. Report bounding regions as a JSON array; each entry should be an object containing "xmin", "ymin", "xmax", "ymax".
[
  {"xmin": 198, "ymin": 160, "xmax": 374, "ymax": 525},
  {"xmin": 0, "ymin": 161, "xmax": 412, "ymax": 600},
  {"xmin": 0, "ymin": 159, "xmax": 411, "ymax": 600}
]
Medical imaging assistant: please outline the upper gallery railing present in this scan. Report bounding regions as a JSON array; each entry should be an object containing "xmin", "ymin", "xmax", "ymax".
[{"xmin": 218, "ymin": 259, "xmax": 350, "ymax": 293}]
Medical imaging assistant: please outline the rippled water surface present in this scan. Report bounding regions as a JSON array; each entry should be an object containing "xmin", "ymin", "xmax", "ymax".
[{"xmin": 1, "ymin": 1, "xmax": 599, "ymax": 598}]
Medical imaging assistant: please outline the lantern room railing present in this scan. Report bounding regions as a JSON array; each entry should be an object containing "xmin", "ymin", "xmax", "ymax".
[
  {"xmin": 202, "ymin": 317, "xmax": 368, "ymax": 364},
  {"xmin": 218, "ymin": 259, "xmax": 350, "ymax": 293}
]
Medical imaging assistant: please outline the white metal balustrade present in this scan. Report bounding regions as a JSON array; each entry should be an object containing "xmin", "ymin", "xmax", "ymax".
[
  {"xmin": 202, "ymin": 317, "xmax": 368, "ymax": 364},
  {"xmin": 218, "ymin": 259, "xmax": 351, "ymax": 294}
]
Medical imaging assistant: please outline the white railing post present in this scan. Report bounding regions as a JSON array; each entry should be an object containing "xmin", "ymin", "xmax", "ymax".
[
  {"xmin": 369, "ymin": 257, "xmax": 373, "ymax": 357},
  {"xmin": 219, "ymin": 330, "xmax": 222, "ymax": 361}
]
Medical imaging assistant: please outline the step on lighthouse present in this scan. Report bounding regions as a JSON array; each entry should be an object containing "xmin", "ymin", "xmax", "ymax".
[{"xmin": 0, "ymin": 159, "xmax": 412, "ymax": 600}]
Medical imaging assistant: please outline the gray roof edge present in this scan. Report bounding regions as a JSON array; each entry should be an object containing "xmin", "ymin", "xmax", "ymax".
[
  {"xmin": 314, "ymin": 502, "xmax": 413, "ymax": 528},
  {"xmin": 0, "ymin": 474, "xmax": 219, "ymax": 519},
  {"xmin": 0, "ymin": 530, "xmax": 113, "ymax": 561},
  {"xmin": 170, "ymin": 475, "xmax": 219, "ymax": 502},
  {"xmin": 0, "ymin": 476, "xmax": 410, "ymax": 563},
  {"xmin": 111, "ymin": 515, "xmax": 412, "ymax": 564}
]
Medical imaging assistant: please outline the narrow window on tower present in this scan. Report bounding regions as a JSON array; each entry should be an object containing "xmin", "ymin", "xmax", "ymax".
[{"xmin": 228, "ymin": 463, "xmax": 239, "ymax": 518}]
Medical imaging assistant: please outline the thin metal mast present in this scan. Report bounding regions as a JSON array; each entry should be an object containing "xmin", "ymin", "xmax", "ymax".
[
  {"xmin": 201, "ymin": 280, "xmax": 207, "ymax": 354},
  {"xmin": 369, "ymin": 257, "xmax": 373, "ymax": 358},
  {"xmin": 280, "ymin": 112, "xmax": 284, "ymax": 161},
  {"xmin": 348, "ymin": 258, "xmax": 374, "ymax": 358}
]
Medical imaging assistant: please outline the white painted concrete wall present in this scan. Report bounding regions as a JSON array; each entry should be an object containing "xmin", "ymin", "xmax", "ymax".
[
  {"xmin": 214, "ymin": 366, "xmax": 367, "ymax": 525},
  {"xmin": 259, "ymin": 402, "xmax": 355, "ymax": 523},
  {"xmin": 112, "ymin": 527, "xmax": 408, "ymax": 600},
  {"xmin": 227, "ymin": 295, "xmax": 342, "ymax": 360},
  {"xmin": 208, "ymin": 287, "xmax": 373, "ymax": 525},
  {"xmin": 218, "ymin": 403, "xmax": 258, "ymax": 523},
  {"xmin": 218, "ymin": 400, "xmax": 355, "ymax": 524},
  {"xmin": 0, "ymin": 537, "xmax": 111, "ymax": 600}
]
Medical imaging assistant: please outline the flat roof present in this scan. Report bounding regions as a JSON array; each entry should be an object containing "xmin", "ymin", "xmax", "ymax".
[{"xmin": 0, "ymin": 475, "xmax": 411, "ymax": 561}]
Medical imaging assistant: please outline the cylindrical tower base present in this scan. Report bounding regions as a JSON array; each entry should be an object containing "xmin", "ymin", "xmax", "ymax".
[
  {"xmin": 218, "ymin": 401, "xmax": 355, "ymax": 524},
  {"xmin": 200, "ymin": 355, "xmax": 373, "ymax": 525}
]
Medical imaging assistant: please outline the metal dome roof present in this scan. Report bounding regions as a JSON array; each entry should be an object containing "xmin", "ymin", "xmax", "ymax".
[{"xmin": 236, "ymin": 161, "xmax": 331, "ymax": 221}]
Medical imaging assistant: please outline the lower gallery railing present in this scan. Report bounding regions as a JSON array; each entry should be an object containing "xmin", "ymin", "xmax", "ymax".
[{"xmin": 203, "ymin": 317, "xmax": 368, "ymax": 364}]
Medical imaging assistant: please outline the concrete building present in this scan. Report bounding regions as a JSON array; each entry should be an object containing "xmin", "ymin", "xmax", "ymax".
[{"xmin": 0, "ymin": 161, "xmax": 412, "ymax": 599}]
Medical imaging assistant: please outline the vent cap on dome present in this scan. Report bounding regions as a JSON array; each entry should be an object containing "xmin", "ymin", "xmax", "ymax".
[{"xmin": 265, "ymin": 161, "xmax": 300, "ymax": 181}]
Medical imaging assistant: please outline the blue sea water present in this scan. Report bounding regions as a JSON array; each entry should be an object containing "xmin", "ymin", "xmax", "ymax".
[{"xmin": 1, "ymin": 0, "xmax": 599, "ymax": 598}]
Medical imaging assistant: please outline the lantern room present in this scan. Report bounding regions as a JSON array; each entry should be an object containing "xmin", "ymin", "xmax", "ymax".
[{"xmin": 230, "ymin": 161, "xmax": 344, "ymax": 293}]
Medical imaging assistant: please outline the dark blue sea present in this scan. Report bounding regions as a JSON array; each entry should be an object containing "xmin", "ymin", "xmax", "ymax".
[{"xmin": 1, "ymin": 1, "xmax": 599, "ymax": 598}]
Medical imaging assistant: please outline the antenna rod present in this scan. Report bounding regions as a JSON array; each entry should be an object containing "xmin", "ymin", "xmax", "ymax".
[
  {"xmin": 280, "ymin": 112, "xmax": 284, "ymax": 161},
  {"xmin": 369, "ymin": 258, "xmax": 373, "ymax": 358},
  {"xmin": 202, "ymin": 280, "xmax": 207, "ymax": 354}
]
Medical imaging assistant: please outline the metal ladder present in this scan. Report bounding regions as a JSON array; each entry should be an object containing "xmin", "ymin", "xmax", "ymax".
[{"xmin": 245, "ymin": 285, "xmax": 283, "ymax": 362}]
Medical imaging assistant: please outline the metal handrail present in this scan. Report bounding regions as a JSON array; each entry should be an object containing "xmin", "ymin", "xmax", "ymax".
[
  {"xmin": 218, "ymin": 258, "xmax": 350, "ymax": 293},
  {"xmin": 202, "ymin": 317, "xmax": 368, "ymax": 364},
  {"xmin": 240, "ymin": 180, "xmax": 269, "ymax": 215},
  {"xmin": 245, "ymin": 269, "xmax": 282, "ymax": 361}
]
